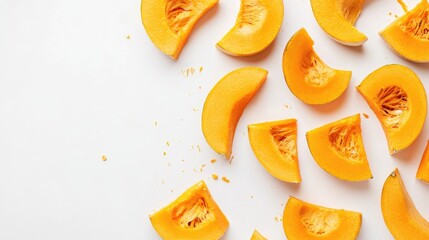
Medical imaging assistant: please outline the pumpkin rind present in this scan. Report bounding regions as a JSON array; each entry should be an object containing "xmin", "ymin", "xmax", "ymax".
[
  {"xmin": 306, "ymin": 114, "xmax": 372, "ymax": 181},
  {"xmin": 202, "ymin": 67, "xmax": 268, "ymax": 159},
  {"xmin": 310, "ymin": 0, "xmax": 367, "ymax": 46},
  {"xmin": 282, "ymin": 28, "xmax": 351, "ymax": 105},
  {"xmin": 150, "ymin": 181, "xmax": 229, "ymax": 240},
  {"xmin": 141, "ymin": 0, "xmax": 218, "ymax": 59},
  {"xmin": 356, "ymin": 64, "xmax": 427, "ymax": 154},
  {"xmin": 248, "ymin": 119, "xmax": 301, "ymax": 183},
  {"xmin": 380, "ymin": 0, "xmax": 429, "ymax": 62},
  {"xmin": 217, "ymin": 0, "xmax": 284, "ymax": 56},
  {"xmin": 283, "ymin": 196, "xmax": 362, "ymax": 240},
  {"xmin": 416, "ymin": 141, "xmax": 429, "ymax": 183},
  {"xmin": 381, "ymin": 169, "xmax": 429, "ymax": 239}
]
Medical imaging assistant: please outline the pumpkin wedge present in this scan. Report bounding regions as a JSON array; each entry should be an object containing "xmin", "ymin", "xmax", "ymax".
[
  {"xmin": 382, "ymin": 168, "xmax": 429, "ymax": 239},
  {"xmin": 217, "ymin": 0, "xmax": 284, "ymax": 56},
  {"xmin": 248, "ymin": 119, "xmax": 301, "ymax": 183},
  {"xmin": 282, "ymin": 28, "xmax": 351, "ymax": 105},
  {"xmin": 416, "ymin": 141, "xmax": 429, "ymax": 183},
  {"xmin": 380, "ymin": 0, "xmax": 429, "ymax": 62},
  {"xmin": 283, "ymin": 196, "xmax": 362, "ymax": 240},
  {"xmin": 310, "ymin": 0, "xmax": 367, "ymax": 46},
  {"xmin": 306, "ymin": 114, "xmax": 372, "ymax": 181},
  {"xmin": 357, "ymin": 64, "xmax": 427, "ymax": 155},
  {"xmin": 150, "ymin": 181, "xmax": 229, "ymax": 240},
  {"xmin": 141, "ymin": 0, "xmax": 218, "ymax": 59},
  {"xmin": 250, "ymin": 229, "xmax": 267, "ymax": 240},
  {"xmin": 202, "ymin": 67, "xmax": 268, "ymax": 159}
]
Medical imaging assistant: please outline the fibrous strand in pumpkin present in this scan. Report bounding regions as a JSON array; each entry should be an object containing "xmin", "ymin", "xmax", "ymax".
[
  {"xmin": 165, "ymin": 0, "xmax": 196, "ymax": 34},
  {"xmin": 270, "ymin": 124, "xmax": 296, "ymax": 162},
  {"xmin": 376, "ymin": 86, "xmax": 408, "ymax": 129},
  {"xmin": 401, "ymin": 9, "xmax": 429, "ymax": 40},
  {"xmin": 303, "ymin": 53, "xmax": 334, "ymax": 86},
  {"xmin": 336, "ymin": 0, "xmax": 365, "ymax": 25},
  {"xmin": 329, "ymin": 123, "xmax": 361, "ymax": 162},
  {"xmin": 172, "ymin": 198, "xmax": 213, "ymax": 228},
  {"xmin": 238, "ymin": 0, "xmax": 266, "ymax": 30},
  {"xmin": 300, "ymin": 208, "xmax": 340, "ymax": 236}
]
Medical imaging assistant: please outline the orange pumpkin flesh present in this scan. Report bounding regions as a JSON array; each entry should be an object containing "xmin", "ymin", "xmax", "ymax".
[
  {"xmin": 306, "ymin": 114, "xmax": 372, "ymax": 181},
  {"xmin": 217, "ymin": 0, "xmax": 284, "ymax": 56},
  {"xmin": 310, "ymin": 0, "xmax": 367, "ymax": 46},
  {"xmin": 380, "ymin": 0, "xmax": 429, "ymax": 62},
  {"xmin": 282, "ymin": 28, "xmax": 351, "ymax": 105},
  {"xmin": 250, "ymin": 229, "xmax": 267, "ymax": 240},
  {"xmin": 150, "ymin": 181, "xmax": 229, "ymax": 240},
  {"xmin": 283, "ymin": 196, "xmax": 362, "ymax": 240},
  {"xmin": 248, "ymin": 119, "xmax": 301, "ymax": 183},
  {"xmin": 416, "ymin": 141, "xmax": 429, "ymax": 183},
  {"xmin": 202, "ymin": 67, "xmax": 268, "ymax": 159},
  {"xmin": 357, "ymin": 64, "xmax": 427, "ymax": 155},
  {"xmin": 141, "ymin": 0, "xmax": 218, "ymax": 59},
  {"xmin": 381, "ymin": 169, "xmax": 429, "ymax": 239}
]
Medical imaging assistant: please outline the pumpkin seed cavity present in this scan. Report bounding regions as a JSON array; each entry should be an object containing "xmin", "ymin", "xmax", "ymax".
[
  {"xmin": 300, "ymin": 206, "xmax": 340, "ymax": 236},
  {"xmin": 166, "ymin": 0, "xmax": 198, "ymax": 34},
  {"xmin": 270, "ymin": 124, "xmax": 296, "ymax": 162},
  {"xmin": 238, "ymin": 0, "xmax": 266, "ymax": 33},
  {"xmin": 329, "ymin": 123, "xmax": 362, "ymax": 162},
  {"xmin": 336, "ymin": 0, "xmax": 365, "ymax": 25},
  {"xmin": 400, "ymin": 8, "xmax": 429, "ymax": 40},
  {"xmin": 172, "ymin": 197, "xmax": 213, "ymax": 228},
  {"xmin": 376, "ymin": 86, "xmax": 409, "ymax": 129},
  {"xmin": 303, "ymin": 52, "xmax": 334, "ymax": 87}
]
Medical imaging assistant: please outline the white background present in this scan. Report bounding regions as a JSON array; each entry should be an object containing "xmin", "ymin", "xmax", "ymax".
[{"xmin": 0, "ymin": 0, "xmax": 428, "ymax": 239}]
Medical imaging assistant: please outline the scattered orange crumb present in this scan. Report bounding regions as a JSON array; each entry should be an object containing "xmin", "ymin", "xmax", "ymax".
[
  {"xmin": 211, "ymin": 159, "xmax": 217, "ymax": 164},
  {"xmin": 101, "ymin": 155, "xmax": 107, "ymax": 161},
  {"xmin": 212, "ymin": 174, "xmax": 219, "ymax": 180},
  {"xmin": 199, "ymin": 66, "xmax": 203, "ymax": 72},
  {"xmin": 154, "ymin": 121, "xmax": 158, "ymax": 126},
  {"xmin": 389, "ymin": 12, "xmax": 392, "ymax": 16},
  {"xmin": 126, "ymin": 34, "xmax": 131, "ymax": 39},
  {"xmin": 222, "ymin": 176, "xmax": 230, "ymax": 183},
  {"xmin": 200, "ymin": 164, "xmax": 206, "ymax": 172},
  {"xmin": 394, "ymin": 14, "xmax": 398, "ymax": 18},
  {"xmin": 182, "ymin": 67, "xmax": 196, "ymax": 78},
  {"xmin": 284, "ymin": 104, "xmax": 291, "ymax": 109},
  {"xmin": 166, "ymin": 141, "xmax": 170, "ymax": 146},
  {"xmin": 198, "ymin": 86, "xmax": 202, "ymax": 90},
  {"xmin": 363, "ymin": 113, "xmax": 369, "ymax": 119},
  {"xmin": 193, "ymin": 168, "xmax": 197, "ymax": 173},
  {"xmin": 197, "ymin": 145, "xmax": 201, "ymax": 152},
  {"xmin": 275, "ymin": 216, "xmax": 279, "ymax": 222},
  {"xmin": 163, "ymin": 151, "xmax": 167, "ymax": 156},
  {"xmin": 192, "ymin": 108, "xmax": 199, "ymax": 112},
  {"xmin": 251, "ymin": 195, "xmax": 254, "ymax": 199}
]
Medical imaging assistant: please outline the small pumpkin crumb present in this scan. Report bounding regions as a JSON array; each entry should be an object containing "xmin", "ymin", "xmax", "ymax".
[
  {"xmin": 101, "ymin": 155, "xmax": 107, "ymax": 161},
  {"xmin": 199, "ymin": 66, "xmax": 203, "ymax": 72},
  {"xmin": 163, "ymin": 151, "xmax": 167, "ymax": 156},
  {"xmin": 210, "ymin": 159, "xmax": 217, "ymax": 164},
  {"xmin": 154, "ymin": 121, "xmax": 158, "ymax": 126},
  {"xmin": 275, "ymin": 216, "xmax": 279, "ymax": 222},
  {"xmin": 126, "ymin": 34, "xmax": 131, "ymax": 39},
  {"xmin": 394, "ymin": 14, "xmax": 398, "ymax": 18},
  {"xmin": 200, "ymin": 164, "xmax": 206, "ymax": 172},
  {"xmin": 389, "ymin": 12, "xmax": 392, "ymax": 16},
  {"xmin": 166, "ymin": 141, "xmax": 170, "ymax": 146},
  {"xmin": 363, "ymin": 113, "xmax": 369, "ymax": 119},
  {"xmin": 251, "ymin": 195, "xmax": 254, "ymax": 199},
  {"xmin": 221, "ymin": 176, "xmax": 230, "ymax": 183},
  {"xmin": 212, "ymin": 174, "xmax": 219, "ymax": 180}
]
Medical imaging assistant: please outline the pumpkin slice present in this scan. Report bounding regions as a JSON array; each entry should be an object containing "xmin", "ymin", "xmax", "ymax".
[
  {"xmin": 141, "ymin": 0, "xmax": 218, "ymax": 59},
  {"xmin": 416, "ymin": 141, "xmax": 429, "ymax": 183},
  {"xmin": 202, "ymin": 67, "xmax": 268, "ymax": 159},
  {"xmin": 310, "ymin": 0, "xmax": 367, "ymax": 46},
  {"xmin": 250, "ymin": 229, "xmax": 267, "ymax": 240},
  {"xmin": 248, "ymin": 119, "xmax": 301, "ymax": 183},
  {"xmin": 282, "ymin": 28, "xmax": 351, "ymax": 105},
  {"xmin": 216, "ymin": 0, "xmax": 284, "ymax": 56},
  {"xmin": 382, "ymin": 168, "xmax": 429, "ymax": 239},
  {"xmin": 357, "ymin": 64, "xmax": 427, "ymax": 155},
  {"xmin": 283, "ymin": 196, "xmax": 362, "ymax": 240},
  {"xmin": 150, "ymin": 181, "xmax": 229, "ymax": 240},
  {"xmin": 380, "ymin": 0, "xmax": 429, "ymax": 62},
  {"xmin": 306, "ymin": 114, "xmax": 372, "ymax": 181}
]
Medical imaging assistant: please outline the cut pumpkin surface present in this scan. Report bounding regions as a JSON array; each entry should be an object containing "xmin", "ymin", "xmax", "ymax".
[
  {"xmin": 357, "ymin": 64, "xmax": 427, "ymax": 155},
  {"xmin": 248, "ymin": 119, "xmax": 301, "ymax": 183},
  {"xmin": 202, "ymin": 67, "xmax": 268, "ymax": 160},
  {"xmin": 310, "ymin": 0, "xmax": 367, "ymax": 46},
  {"xmin": 306, "ymin": 114, "xmax": 372, "ymax": 181},
  {"xmin": 382, "ymin": 169, "xmax": 429, "ymax": 239},
  {"xmin": 250, "ymin": 229, "xmax": 267, "ymax": 240},
  {"xmin": 283, "ymin": 196, "xmax": 362, "ymax": 240},
  {"xmin": 150, "ymin": 181, "xmax": 229, "ymax": 240},
  {"xmin": 380, "ymin": 0, "xmax": 429, "ymax": 62},
  {"xmin": 416, "ymin": 141, "xmax": 429, "ymax": 183},
  {"xmin": 282, "ymin": 28, "xmax": 351, "ymax": 105},
  {"xmin": 141, "ymin": 0, "xmax": 218, "ymax": 59},
  {"xmin": 217, "ymin": 0, "xmax": 284, "ymax": 56}
]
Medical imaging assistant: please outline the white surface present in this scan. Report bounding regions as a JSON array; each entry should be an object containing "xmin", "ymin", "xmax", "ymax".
[{"xmin": 0, "ymin": 0, "xmax": 429, "ymax": 239}]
